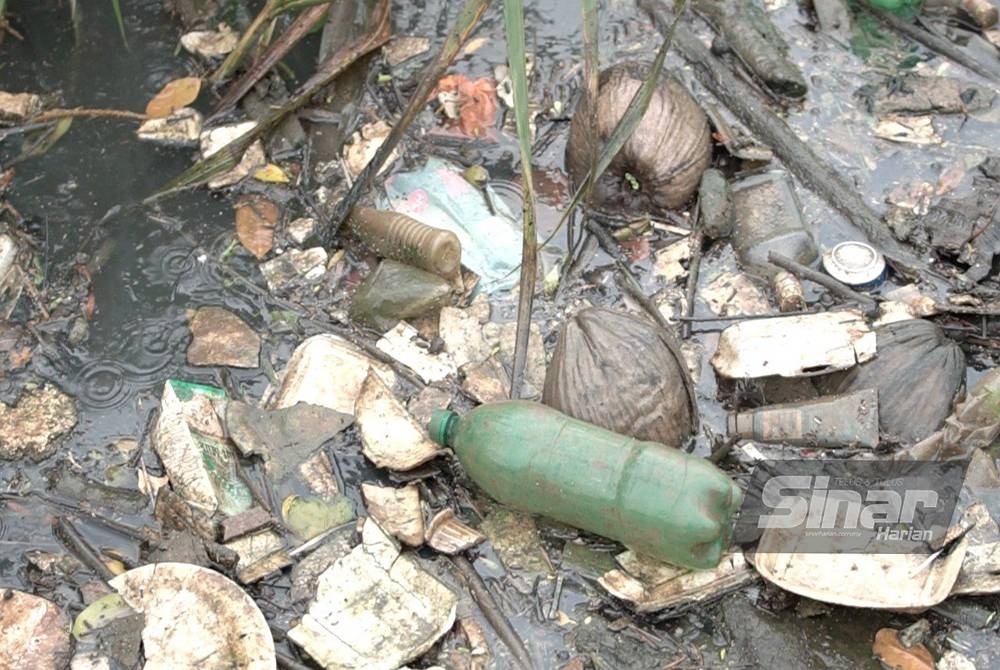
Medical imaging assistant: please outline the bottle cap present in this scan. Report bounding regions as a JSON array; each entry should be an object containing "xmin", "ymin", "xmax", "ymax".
[
  {"xmin": 822, "ymin": 242, "xmax": 886, "ymax": 290},
  {"xmin": 428, "ymin": 409, "xmax": 458, "ymax": 447}
]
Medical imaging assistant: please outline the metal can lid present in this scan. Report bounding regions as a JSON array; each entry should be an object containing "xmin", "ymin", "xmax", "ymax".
[{"xmin": 822, "ymin": 241, "xmax": 886, "ymax": 287}]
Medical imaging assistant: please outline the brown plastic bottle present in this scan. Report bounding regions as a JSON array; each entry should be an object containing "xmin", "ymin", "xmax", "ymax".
[{"xmin": 346, "ymin": 207, "xmax": 462, "ymax": 281}]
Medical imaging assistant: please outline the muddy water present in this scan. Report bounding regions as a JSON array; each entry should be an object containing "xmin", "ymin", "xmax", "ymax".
[{"xmin": 1, "ymin": 0, "xmax": 996, "ymax": 667}]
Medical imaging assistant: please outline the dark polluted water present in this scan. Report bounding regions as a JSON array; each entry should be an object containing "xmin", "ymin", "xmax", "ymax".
[{"xmin": 2, "ymin": 0, "xmax": 999, "ymax": 667}]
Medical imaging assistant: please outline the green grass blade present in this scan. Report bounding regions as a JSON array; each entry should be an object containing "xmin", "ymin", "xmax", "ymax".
[
  {"xmin": 503, "ymin": 0, "xmax": 537, "ymax": 399},
  {"xmin": 582, "ymin": 0, "xmax": 599, "ymax": 135},
  {"xmin": 539, "ymin": 0, "xmax": 688, "ymax": 250},
  {"xmin": 111, "ymin": 0, "xmax": 128, "ymax": 49}
]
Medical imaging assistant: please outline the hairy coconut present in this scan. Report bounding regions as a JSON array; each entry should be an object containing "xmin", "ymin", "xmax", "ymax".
[
  {"xmin": 565, "ymin": 62, "xmax": 712, "ymax": 214},
  {"xmin": 543, "ymin": 307, "xmax": 698, "ymax": 447}
]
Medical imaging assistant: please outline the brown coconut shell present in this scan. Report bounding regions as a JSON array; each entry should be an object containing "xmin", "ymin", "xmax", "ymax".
[
  {"xmin": 565, "ymin": 61, "xmax": 712, "ymax": 214},
  {"xmin": 542, "ymin": 307, "xmax": 698, "ymax": 447}
]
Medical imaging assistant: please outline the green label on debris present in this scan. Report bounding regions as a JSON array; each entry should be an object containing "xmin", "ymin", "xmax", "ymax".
[{"xmin": 167, "ymin": 379, "xmax": 227, "ymax": 402}]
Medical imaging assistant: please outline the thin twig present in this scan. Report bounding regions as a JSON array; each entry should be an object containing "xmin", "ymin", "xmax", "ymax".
[
  {"xmin": 767, "ymin": 251, "xmax": 878, "ymax": 314},
  {"xmin": 52, "ymin": 517, "xmax": 116, "ymax": 582},
  {"xmin": 681, "ymin": 202, "xmax": 703, "ymax": 339},
  {"xmin": 33, "ymin": 107, "xmax": 147, "ymax": 123},
  {"xmin": 451, "ymin": 555, "xmax": 537, "ymax": 670}
]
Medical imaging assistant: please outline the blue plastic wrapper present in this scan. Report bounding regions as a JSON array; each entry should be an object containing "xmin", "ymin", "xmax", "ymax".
[{"xmin": 381, "ymin": 157, "xmax": 525, "ymax": 293}]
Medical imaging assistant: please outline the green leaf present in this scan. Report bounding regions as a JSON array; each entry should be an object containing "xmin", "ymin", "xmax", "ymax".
[
  {"xmin": 502, "ymin": 0, "xmax": 538, "ymax": 399},
  {"xmin": 110, "ymin": 0, "xmax": 128, "ymax": 49}
]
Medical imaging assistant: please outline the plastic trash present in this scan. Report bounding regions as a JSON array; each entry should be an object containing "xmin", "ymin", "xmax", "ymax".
[
  {"xmin": 428, "ymin": 401, "xmax": 743, "ymax": 569},
  {"xmin": 349, "ymin": 259, "xmax": 453, "ymax": 333},
  {"xmin": 731, "ymin": 170, "xmax": 817, "ymax": 307},
  {"xmin": 728, "ymin": 388, "xmax": 879, "ymax": 448},
  {"xmin": 347, "ymin": 206, "xmax": 462, "ymax": 282},
  {"xmin": 381, "ymin": 157, "xmax": 533, "ymax": 292},
  {"xmin": 599, "ymin": 551, "xmax": 755, "ymax": 614},
  {"xmin": 815, "ymin": 318, "xmax": 965, "ymax": 444},
  {"xmin": 711, "ymin": 309, "xmax": 876, "ymax": 379},
  {"xmin": 543, "ymin": 307, "xmax": 697, "ymax": 447},
  {"xmin": 109, "ymin": 562, "xmax": 276, "ymax": 669},
  {"xmin": 288, "ymin": 518, "xmax": 457, "ymax": 670}
]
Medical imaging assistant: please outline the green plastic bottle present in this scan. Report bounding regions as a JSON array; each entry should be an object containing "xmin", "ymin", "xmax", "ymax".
[{"xmin": 429, "ymin": 401, "xmax": 743, "ymax": 570}]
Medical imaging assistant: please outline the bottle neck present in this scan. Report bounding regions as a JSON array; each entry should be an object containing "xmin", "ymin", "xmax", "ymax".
[{"xmin": 428, "ymin": 409, "xmax": 458, "ymax": 447}]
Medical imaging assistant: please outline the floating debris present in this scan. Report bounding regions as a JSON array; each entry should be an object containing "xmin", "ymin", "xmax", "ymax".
[
  {"xmin": 288, "ymin": 518, "xmax": 458, "ymax": 670},
  {"xmin": 186, "ymin": 306, "xmax": 260, "ymax": 368},
  {"xmin": 0, "ymin": 385, "xmax": 77, "ymax": 461}
]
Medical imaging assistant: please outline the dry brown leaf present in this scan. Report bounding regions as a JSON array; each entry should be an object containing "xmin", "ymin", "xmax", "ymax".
[
  {"xmin": 872, "ymin": 628, "xmax": 935, "ymax": 670},
  {"xmin": 146, "ymin": 77, "xmax": 202, "ymax": 118},
  {"xmin": 234, "ymin": 195, "xmax": 279, "ymax": 259}
]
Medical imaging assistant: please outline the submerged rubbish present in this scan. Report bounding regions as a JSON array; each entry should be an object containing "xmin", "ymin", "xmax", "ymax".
[
  {"xmin": 731, "ymin": 170, "xmax": 817, "ymax": 281},
  {"xmin": 693, "ymin": 0, "xmax": 807, "ymax": 98},
  {"xmin": 698, "ymin": 168, "xmax": 734, "ymax": 239},
  {"xmin": 712, "ymin": 309, "xmax": 877, "ymax": 378},
  {"xmin": 429, "ymin": 401, "xmax": 742, "ymax": 569},
  {"xmin": 349, "ymin": 259, "xmax": 453, "ymax": 333},
  {"xmin": 543, "ymin": 307, "xmax": 697, "ymax": 447},
  {"xmin": 186, "ymin": 306, "xmax": 260, "ymax": 368},
  {"xmin": 565, "ymin": 61, "xmax": 711, "ymax": 213},
  {"xmin": 728, "ymin": 388, "xmax": 879, "ymax": 448}
]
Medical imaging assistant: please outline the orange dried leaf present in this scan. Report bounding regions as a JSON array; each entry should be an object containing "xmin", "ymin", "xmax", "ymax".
[
  {"xmin": 145, "ymin": 77, "xmax": 202, "ymax": 118},
  {"xmin": 432, "ymin": 74, "xmax": 497, "ymax": 137},
  {"xmin": 234, "ymin": 195, "xmax": 279, "ymax": 259},
  {"xmin": 872, "ymin": 628, "xmax": 934, "ymax": 670}
]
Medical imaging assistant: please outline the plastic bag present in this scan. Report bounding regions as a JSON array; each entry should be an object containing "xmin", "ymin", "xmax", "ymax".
[
  {"xmin": 814, "ymin": 318, "xmax": 965, "ymax": 444},
  {"xmin": 542, "ymin": 307, "xmax": 697, "ymax": 447}
]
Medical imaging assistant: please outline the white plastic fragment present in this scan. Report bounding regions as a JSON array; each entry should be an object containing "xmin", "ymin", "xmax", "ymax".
[
  {"xmin": 0, "ymin": 91, "xmax": 43, "ymax": 122},
  {"xmin": 753, "ymin": 528, "xmax": 968, "ymax": 609},
  {"xmin": 711, "ymin": 309, "xmax": 876, "ymax": 378},
  {"xmin": 425, "ymin": 509, "xmax": 485, "ymax": 555},
  {"xmin": 288, "ymin": 518, "xmax": 457, "ymax": 670},
  {"xmin": 362, "ymin": 483, "xmax": 425, "ymax": 547},
  {"xmin": 259, "ymin": 247, "xmax": 328, "ymax": 291},
  {"xmin": 355, "ymin": 370, "xmax": 440, "ymax": 471},
  {"xmin": 207, "ymin": 140, "xmax": 266, "ymax": 189},
  {"xmin": 151, "ymin": 380, "xmax": 252, "ymax": 532},
  {"xmin": 180, "ymin": 24, "xmax": 239, "ymax": 58},
  {"xmin": 268, "ymin": 334, "xmax": 396, "ymax": 416},
  {"xmin": 599, "ymin": 551, "xmax": 755, "ymax": 613},
  {"xmin": 136, "ymin": 107, "xmax": 203, "ymax": 146},
  {"xmin": 376, "ymin": 322, "xmax": 457, "ymax": 383},
  {"xmin": 200, "ymin": 121, "xmax": 258, "ymax": 158},
  {"xmin": 109, "ymin": 563, "xmax": 275, "ymax": 670}
]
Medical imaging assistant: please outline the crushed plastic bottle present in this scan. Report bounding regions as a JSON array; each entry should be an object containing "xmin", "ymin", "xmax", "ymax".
[
  {"xmin": 728, "ymin": 389, "xmax": 879, "ymax": 448},
  {"xmin": 429, "ymin": 401, "xmax": 743, "ymax": 569}
]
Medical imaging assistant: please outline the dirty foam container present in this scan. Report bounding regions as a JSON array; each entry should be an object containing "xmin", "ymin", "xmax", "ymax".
[{"xmin": 822, "ymin": 241, "xmax": 886, "ymax": 290}]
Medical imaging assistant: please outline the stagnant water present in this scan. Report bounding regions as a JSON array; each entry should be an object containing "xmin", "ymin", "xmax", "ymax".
[{"xmin": 2, "ymin": 0, "xmax": 999, "ymax": 667}]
